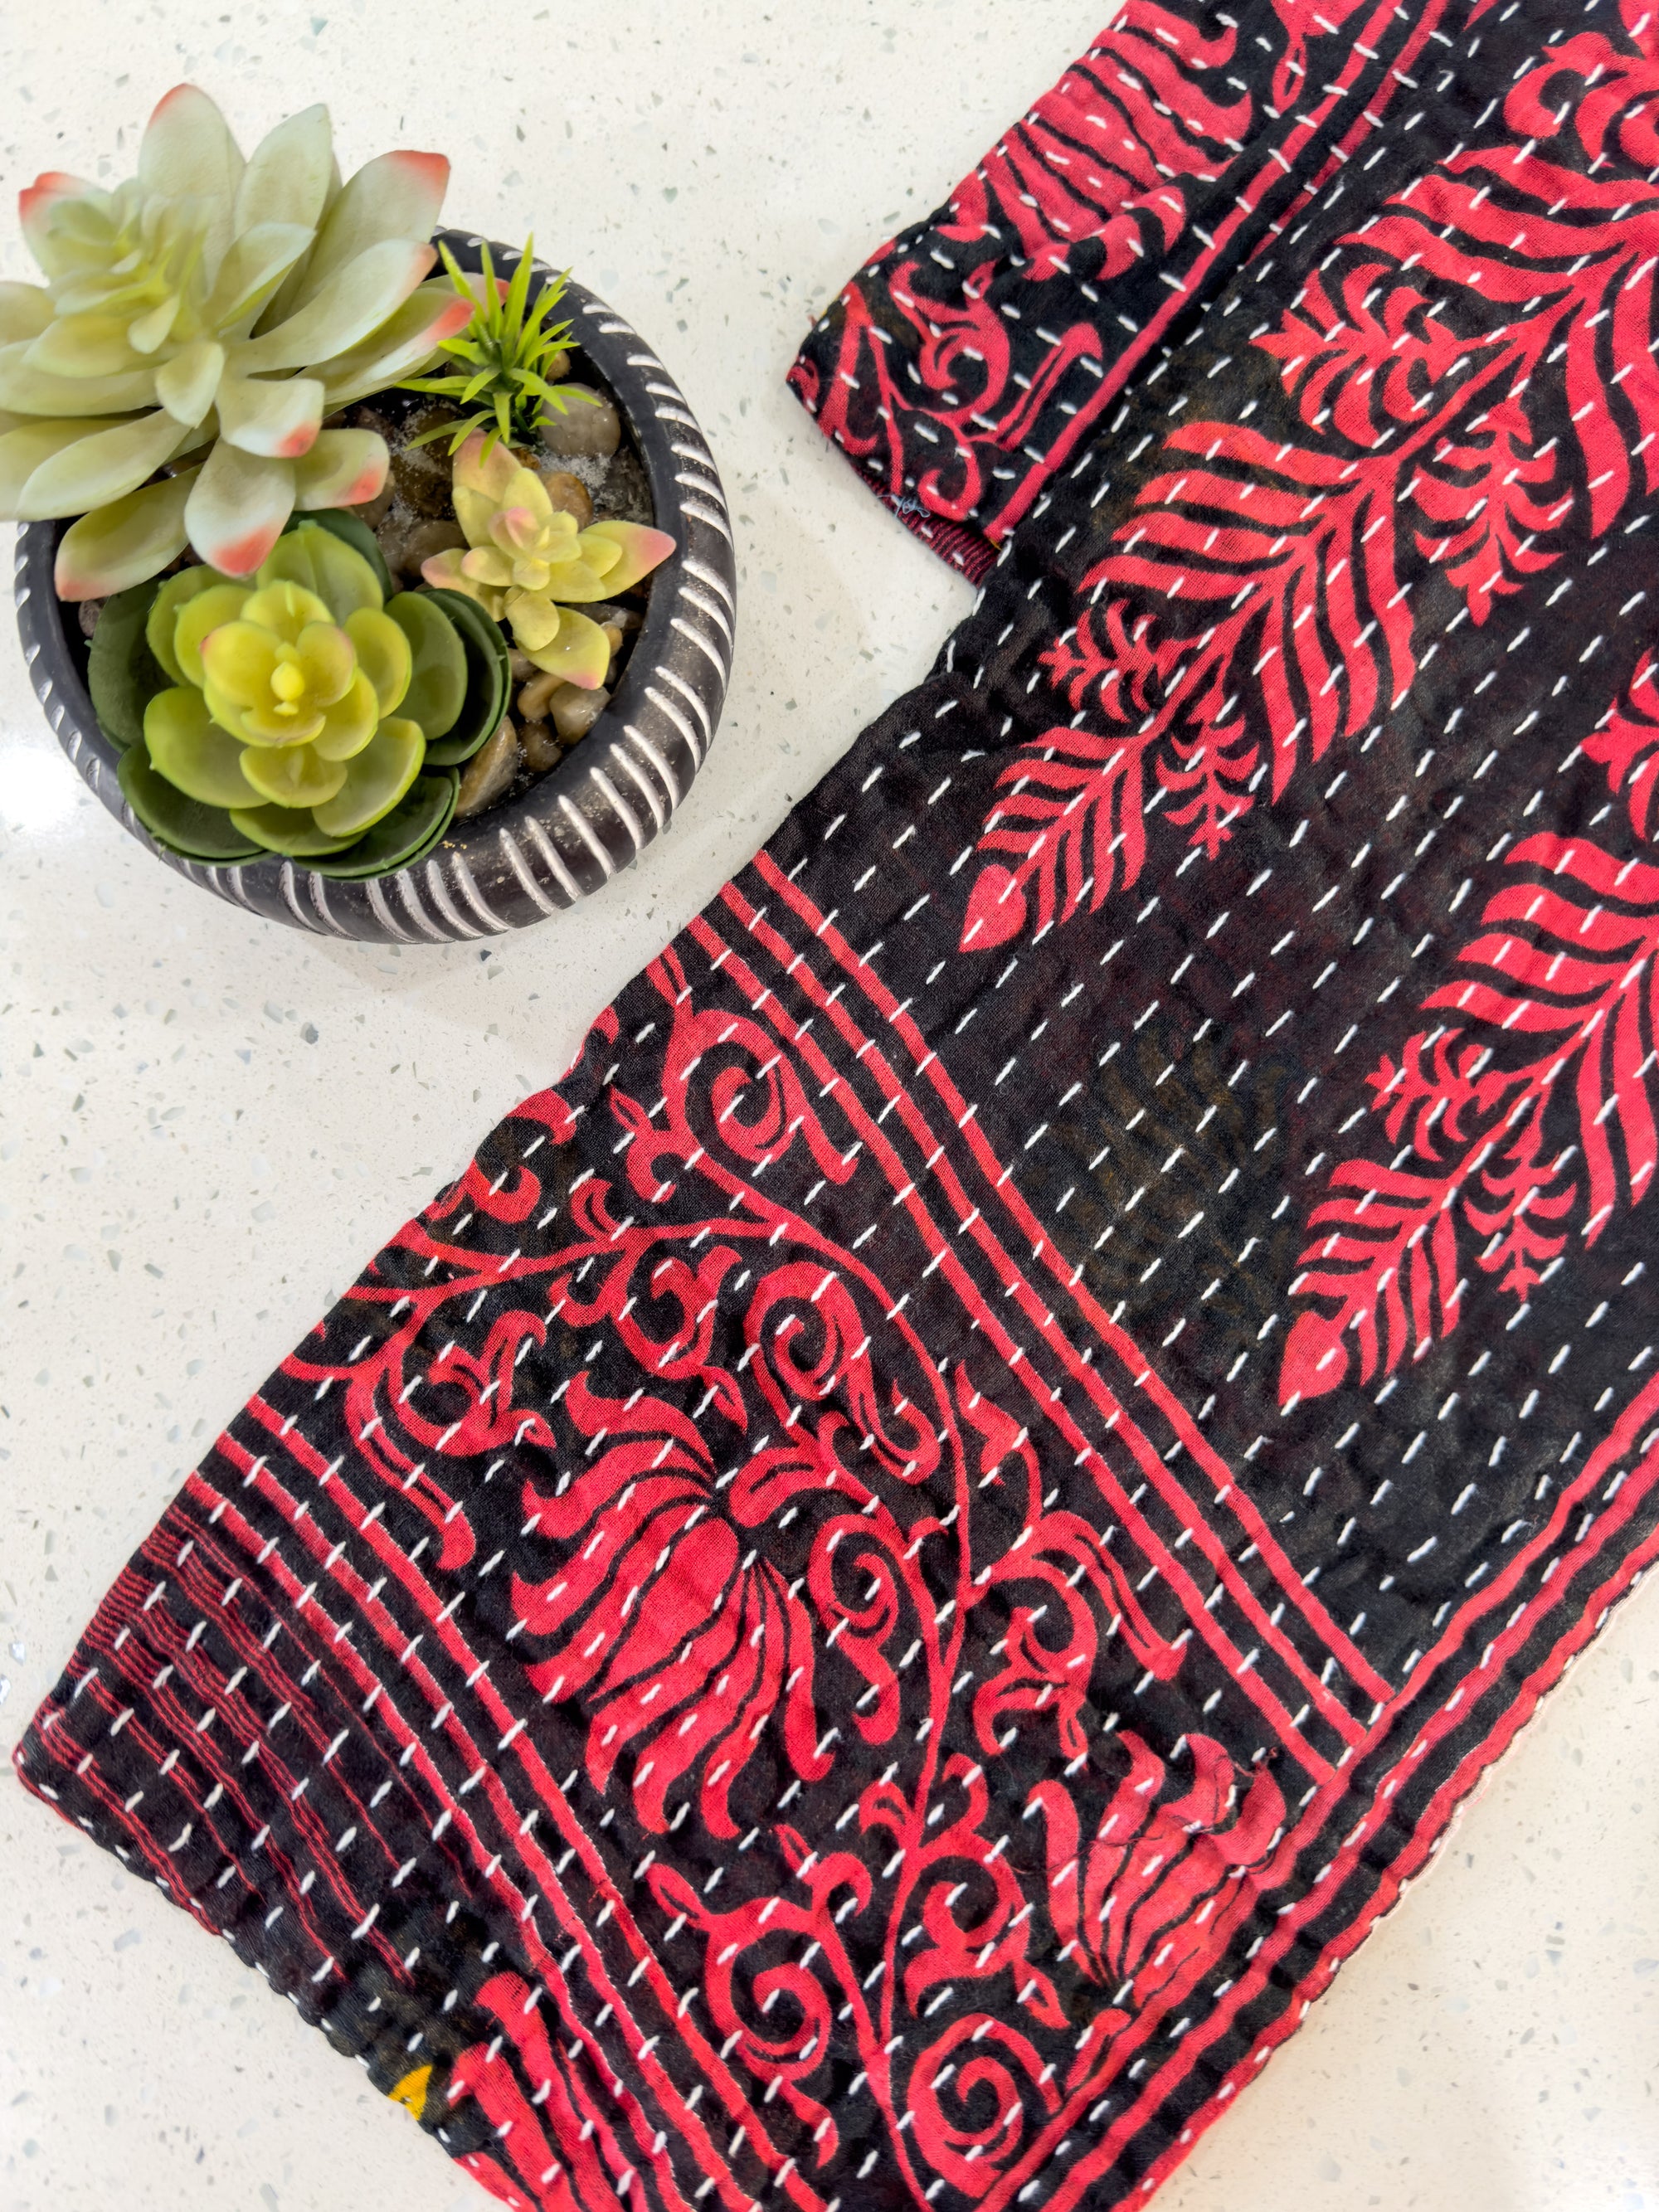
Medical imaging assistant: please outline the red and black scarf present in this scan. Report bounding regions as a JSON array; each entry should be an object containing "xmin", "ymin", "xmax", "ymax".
[{"xmin": 22, "ymin": 3, "xmax": 1659, "ymax": 2206}]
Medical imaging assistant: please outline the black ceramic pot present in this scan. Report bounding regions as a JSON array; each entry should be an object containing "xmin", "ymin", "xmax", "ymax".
[{"xmin": 13, "ymin": 233, "xmax": 735, "ymax": 942}]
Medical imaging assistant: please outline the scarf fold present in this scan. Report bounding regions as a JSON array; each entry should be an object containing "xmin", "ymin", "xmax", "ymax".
[
  {"xmin": 789, "ymin": 0, "xmax": 1453, "ymax": 578},
  {"xmin": 21, "ymin": 4, "xmax": 1659, "ymax": 2208}
]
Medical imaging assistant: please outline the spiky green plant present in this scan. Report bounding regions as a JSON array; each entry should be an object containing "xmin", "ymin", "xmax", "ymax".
[{"xmin": 399, "ymin": 236, "xmax": 586, "ymax": 458}]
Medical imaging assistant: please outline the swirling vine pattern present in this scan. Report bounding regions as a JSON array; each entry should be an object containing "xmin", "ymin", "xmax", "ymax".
[{"xmin": 260, "ymin": 937, "xmax": 1296, "ymax": 2206}]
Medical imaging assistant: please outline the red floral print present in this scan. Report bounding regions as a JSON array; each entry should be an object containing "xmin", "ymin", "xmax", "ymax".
[{"xmin": 1028, "ymin": 1732, "xmax": 1285, "ymax": 2003}]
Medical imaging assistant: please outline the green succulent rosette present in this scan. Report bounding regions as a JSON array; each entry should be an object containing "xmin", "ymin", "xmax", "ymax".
[
  {"xmin": 118, "ymin": 517, "xmax": 478, "ymax": 868},
  {"xmin": 421, "ymin": 429, "xmax": 674, "ymax": 684}
]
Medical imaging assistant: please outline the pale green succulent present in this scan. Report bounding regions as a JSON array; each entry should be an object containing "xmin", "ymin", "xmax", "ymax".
[
  {"xmin": 0, "ymin": 85, "xmax": 471, "ymax": 599},
  {"xmin": 422, "ymin": 430, "xmax": 674, "ymax": 684}
]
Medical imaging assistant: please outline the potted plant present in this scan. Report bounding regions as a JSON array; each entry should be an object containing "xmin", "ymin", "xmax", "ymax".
[{"xmin": 6, "ymin": 88, "xmax": 735, "ymax": 940}]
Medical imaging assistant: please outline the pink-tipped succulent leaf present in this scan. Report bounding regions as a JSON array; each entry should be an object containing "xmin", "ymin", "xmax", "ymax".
[
  {"xmin": 293, "ymin": 430, "xmax": 388, "ymax": 513},
  {"xmin": 54, "ymin": 469, "xmax": 197, "ymax": 600},
  {"xmin": 437, "ymin": 431, "xmax": 675, "ymax": 669},
  {"xmin": 580, "ymin": 520, "xmax": 677, "ymax": 596},
  {"xmin": 17, "ymin": 173, "xmax": 96, "ymax": 275},
  {"xmin": 186, "ymin": 440, "xmax": 298, "ymax": 576}
]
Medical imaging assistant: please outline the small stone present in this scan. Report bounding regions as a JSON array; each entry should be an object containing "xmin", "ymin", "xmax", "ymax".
[
  {"xmin": 378, "ymin": 515, "xmax": 465, "ymax": 586},
  {"xmin": 389, "ymin": 440, "xmax": 455, "ymax": 519},
  {"xmin": 508, "ymin": 648, "xmax": 537, "ymax": 683},
  {"xmin": 582, "ymin": 601, "xmax": 643, "ymax": 635},
  {"xmin": 545, "ymin": 451, "xmax": 609, "ymax": 501},
  {"xmin": 403, "ymin": 518, "xmax": 467, "ymax": 572},
  {"xmin": 520, "ymin": 719, "xmax": 561, "ymax": 773},
  {"xmin": 538, "ymin": 385, "xmax": 620, "ymax": 460},
  {"xmin": 455, "ymin": 717, "xmax": 522, "ymax": 819},
  {"xmin": 516, "ymin": 670, "xmax": 565, "ymax": 723},
  {"xmin": 551, "ymin": 683, "xmax": 610, "ymax": 744},
  {"xmin": 77, "ymin": 598, "xmax": 107, "ymax": 639},
  {"xmin": 537, "ymin": 468, "xmax": 592, "ymax": 527}
]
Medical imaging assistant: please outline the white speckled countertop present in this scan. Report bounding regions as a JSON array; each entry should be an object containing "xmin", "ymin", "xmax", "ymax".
[{"xmin": 2, "ymin": 4, "xmax": 1657, "ymax": 2206}]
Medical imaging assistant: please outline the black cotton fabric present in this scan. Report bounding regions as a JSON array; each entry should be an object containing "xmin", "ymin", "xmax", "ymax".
[{"xmin": 21, "ymin": 5, "xmax": 1659, "ymax": 2207}]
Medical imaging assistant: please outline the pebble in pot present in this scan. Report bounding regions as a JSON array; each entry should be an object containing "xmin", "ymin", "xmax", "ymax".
[
  {"xmin": 581, "ymin": 603, "xmax": 640, "ymax": 640},
  {"xmin": 552, "ymin": 684, "xmax": 609, "ymax": 742},
  {"xmin": 518, "ymin": 669, "xmax": 612, "ymax": 746},
  {"xmin": 538, "ymin": 468, "xmax": 593, "ymax": 527},
  {"xmin": 519, "ymin": 719, "xmax": 561, "ymax": 773},
  {"xmin": 505, "ymin": 450, "xmax": 593, "ymax": 527},
  {"xmin": 518, "ymin": 672, "xmax": 565, "ymax": 728},
  {"xmin": 538, "ymin": 385, "xmax": 620, "ymax": 460},
  {"xmin": 378, "ymin": 514, "xmax": 466, "ymax": 586},
  {"xmin": 455, "ymin": 717, "xmax": 522, "ymax": 819}
]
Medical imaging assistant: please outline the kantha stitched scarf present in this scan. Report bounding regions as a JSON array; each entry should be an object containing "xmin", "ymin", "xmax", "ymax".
[{"xmin": 21, "ymin": 3, "xmax": 1659, "ymax": 2205}]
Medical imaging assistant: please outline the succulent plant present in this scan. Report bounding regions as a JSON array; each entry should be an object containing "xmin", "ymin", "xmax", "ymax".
[
  {"xmin": 94, "ymin": 517, "xmax": 498, "ymax": 871},
  {"xmin": 0, "ymin": 86, "xmax": 472, "ymax": 600},
  {"xmin": 421, "ymin": 430, "xmax": 674, "ymax": 685},
  {"xmin": 398, "ymin": 236, "xmax": 580, "ymax": 459}
]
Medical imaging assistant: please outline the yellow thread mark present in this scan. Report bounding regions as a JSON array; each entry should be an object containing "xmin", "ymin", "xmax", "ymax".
[{"xmin": 388, "ymin": 2063, "xmax": 432, "ymax": 2120}]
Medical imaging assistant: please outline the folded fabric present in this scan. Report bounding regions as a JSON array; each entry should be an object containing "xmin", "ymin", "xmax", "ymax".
[{"xmin": 21, "ymin": 2, "xmax": 1659, "ymax": 2208}]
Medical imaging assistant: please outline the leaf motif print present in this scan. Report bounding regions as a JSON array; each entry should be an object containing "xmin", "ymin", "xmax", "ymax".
[
  {"xmin": 1408, "ymin": 394, "xmax": 1560, "ymax": 625},
  {"xmin": 1281, "ymin": 834, "xmax": 1659, "ymax": 1404},
  {"xmin": 1268, "ymin": 0, "xmax": 1378, "ymax": 110},
  {"xmin": 939, "ymin": 3, "xmax": 1253, "ymax": 284},
  {"xmin": 1507, "ymin": 0, "xmax": 1659, "ymax": 173},
  {"xmin": 960, "ymin": 36, "xmax": 1659, "ymax": 950},
  {"xmin": 960, "ymin": 725, "xmax": 1153, "ymax": 954},
  {"xmin": 1586, "ymin": 649, "xmax": 1659, "ymax": 841},
  {"xmin": 959, "ymin": 599, "xmax": 1255, "ymax": 952}
]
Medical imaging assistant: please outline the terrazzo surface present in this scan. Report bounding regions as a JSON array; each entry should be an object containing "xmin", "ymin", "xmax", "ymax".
[{"xmin": 1, "ymin": 2, "xmax": 1657, "ymax": 2206}]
